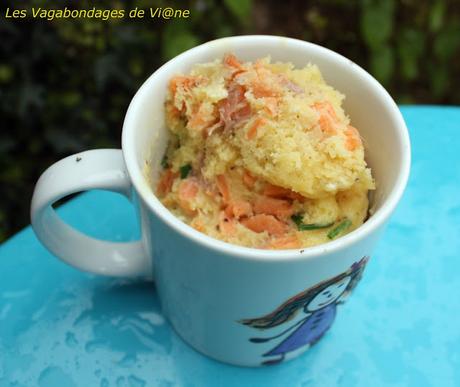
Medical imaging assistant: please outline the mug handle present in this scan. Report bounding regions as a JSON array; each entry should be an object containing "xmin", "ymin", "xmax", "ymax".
[{"xmin": 31, "ymin": 149, "xmax": 150, "ymax": 277}]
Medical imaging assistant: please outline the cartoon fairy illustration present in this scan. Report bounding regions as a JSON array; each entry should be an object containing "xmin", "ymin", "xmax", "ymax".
[{"xmin": 240, "ymin": 256, "xmax": 369, "ymax": 365}]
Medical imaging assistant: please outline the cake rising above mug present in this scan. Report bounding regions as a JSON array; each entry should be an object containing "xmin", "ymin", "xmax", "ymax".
[{"xmin": 152, "ymin": 53, "xmax": 375, "ymax": 250}]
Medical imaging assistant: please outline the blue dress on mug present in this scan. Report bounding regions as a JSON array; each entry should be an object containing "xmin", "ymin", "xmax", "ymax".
[{"xmin": 263, "ymin": 304, "xmax": 336, "ymax": 356}]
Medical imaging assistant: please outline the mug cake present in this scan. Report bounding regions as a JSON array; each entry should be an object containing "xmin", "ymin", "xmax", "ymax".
[{"xmin": 153, "ymin": 54, "xmax": 375, "ymax": 249}]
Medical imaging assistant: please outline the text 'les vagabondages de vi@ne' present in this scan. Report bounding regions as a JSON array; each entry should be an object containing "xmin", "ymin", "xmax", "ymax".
[{"xmin": 4, "ymin": 7, "xmax": 191, "ymax": 21}]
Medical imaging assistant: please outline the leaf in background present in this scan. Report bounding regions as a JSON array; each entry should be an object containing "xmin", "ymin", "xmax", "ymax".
[
  {"xmin": 0, "ymin": 65, "xmax": 14, "ymax": 84},
  {"xmin": 223, "ymin": 0, "xmax": 252, "ymax": 24},
  {"xmin": 370, "ymin": 44, "xmax": 394, "ymax": 85},
  {"xmin": 198, "ymin": 3, "xmax": 236, "ymax": 38},
  {"xmin": 428, "ymin": 62, "xmax": 449, "ymax": 98},
  {"xmin": 215, "ymin": 23, "xmax": 233, "ymax": 38},
  {"xmin": 361, "ymin": 0, "xmax": 395, "ymax": 50},
  {"xmin": 434, "ymin": 23, "xmax": 460, "ymax": 63},
  {"xmin": 398, "ymin": 94, "xmax": 415, "ymax": 104},
  {"xmin": 0, "ymin": 165, "xmax": 23, "ymax": 181},
  {"xmin": 162, "ymin": 21, "xmax": 200, "ymax": 60},
  {"xmin": 306, "ymin": 8, "xmax": 328, "ymax": 31},
  {"xmin": 429, "ymin": 0, "xmax": 445, "ymax": 33},
  {"xmin": 129, "ymin": 57, "xmax": 144, "ymax": 77},
  {"xmin": 61, "ymin": 91, "xmax": 81, "ymax": 108},
  {"xmin": 398, "ymin": 28, "xmax": 424, "ymax": 81}
]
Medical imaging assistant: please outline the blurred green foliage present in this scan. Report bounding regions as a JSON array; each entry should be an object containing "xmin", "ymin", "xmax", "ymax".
[{"xmin": 0, "ymin": 0, "xmax": 459, "ymax": 242}]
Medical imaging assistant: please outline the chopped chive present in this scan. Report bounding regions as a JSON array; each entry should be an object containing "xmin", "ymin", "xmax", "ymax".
[
  {"xmin": 327, "ymin": 218, "xmax": 352, "ymax": 240},
  {"xmin": 161, "ymin": 154, "xmax": 169, "ymax": 169},
  {"xmin": 291, "ymin": 213, "xmax": 334, "ymax": 231},
  {"xmin": 298, "ymin": 222, "xmax": 335, "ymax": 231},
  {"xmin": 180, "ymin": 164, "xmax": 192, "ymax": 179}
]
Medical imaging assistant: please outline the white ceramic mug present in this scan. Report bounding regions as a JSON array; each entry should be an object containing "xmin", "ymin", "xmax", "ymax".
[{"xmin": 31, "ymin": 35, "xmax": 410, "ymax": 367}]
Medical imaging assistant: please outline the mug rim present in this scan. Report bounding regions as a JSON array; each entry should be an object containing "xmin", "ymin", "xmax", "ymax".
[{"xmin": 122, "ymin": 35, "xmax": 411, "ymax": 261}]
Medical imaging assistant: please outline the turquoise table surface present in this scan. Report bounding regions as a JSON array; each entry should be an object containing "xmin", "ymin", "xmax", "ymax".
[{"xmin": 1, "ymin": 106, "xmax": 459, "ymax": 387}]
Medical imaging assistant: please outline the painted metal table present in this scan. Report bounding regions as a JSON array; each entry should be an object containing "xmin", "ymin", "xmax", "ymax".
[{"xmin": 1, "ymin": 106, "xmax": 459, "ymax": 386}]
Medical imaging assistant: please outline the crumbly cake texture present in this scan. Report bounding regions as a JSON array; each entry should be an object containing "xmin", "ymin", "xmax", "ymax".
[{"xmin": 153, "ymin": 54, "xmax": 375, "ymax": 249}]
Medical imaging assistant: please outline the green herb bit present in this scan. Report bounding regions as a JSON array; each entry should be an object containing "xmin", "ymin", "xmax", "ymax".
[
  {"xmin": 291, "ymin": 213, "xmax": 334, "ymax": 231},
  {"xmin": 298, "ymin": 222, "xmax": 335, "ymax": 231},
  {"xmin": 161, "ymin": 154, "xmax": 169, "ymax": 169},
  {"xmin": 327, "ymin": 218, "xmax": 352, "ymax": 240},
  {"xmin": 291, "ymin": 213, "xmax": 304, "ymax": 227},
  {"xmin": 180, "ymin": 164, "xmax": 192, "ymax": 179}
]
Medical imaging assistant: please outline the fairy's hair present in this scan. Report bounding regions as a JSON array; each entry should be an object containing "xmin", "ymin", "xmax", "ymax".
[{"xmin": 240, "ymin": 256, "xmax": 369, "ymax": 329}]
